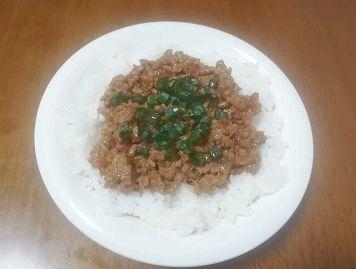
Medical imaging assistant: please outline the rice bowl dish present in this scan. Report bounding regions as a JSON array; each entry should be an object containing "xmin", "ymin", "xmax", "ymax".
[
  {"xmin": 35, "ymin": 22, "xmax": 313, "ymax": 266},
  {"xmin": 65, "ymin": 50, "xmax": 288, "ymax": 236}
]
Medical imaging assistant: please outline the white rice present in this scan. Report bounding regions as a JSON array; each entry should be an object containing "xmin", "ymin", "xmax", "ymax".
[{"xmin": 64, "ymin": 60, "xmax": 287, "ymax": 236}]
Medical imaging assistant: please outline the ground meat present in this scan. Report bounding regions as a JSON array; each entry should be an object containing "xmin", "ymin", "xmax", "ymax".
[
  {"xmin": 90, "ymin": 50, "xmax": 265, "ymax": 193},
  {"xmin": 99, "ymin": 153, "xmax": 133, "ymax": 192}
]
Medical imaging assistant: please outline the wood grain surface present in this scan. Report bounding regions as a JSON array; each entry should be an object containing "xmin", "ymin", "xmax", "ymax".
[{"xmin": 0, "ymin": 0, "xmax": 355, "ymax": 268}]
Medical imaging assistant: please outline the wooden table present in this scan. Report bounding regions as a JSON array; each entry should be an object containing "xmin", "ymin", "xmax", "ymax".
[{"xmin": 1, "ymin": 1, "xmax": 355, "ymax": 268}]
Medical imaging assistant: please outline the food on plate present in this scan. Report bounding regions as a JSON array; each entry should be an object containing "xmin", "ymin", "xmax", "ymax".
[{"xmin": 90, "ymin": 50, "xmax": 266, "ymax": 194}]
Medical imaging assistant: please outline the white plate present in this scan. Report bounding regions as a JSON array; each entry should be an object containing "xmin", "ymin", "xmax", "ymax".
[{"xmin": 35, "ymin": 22, "xmax": 313, "ymax": 267}]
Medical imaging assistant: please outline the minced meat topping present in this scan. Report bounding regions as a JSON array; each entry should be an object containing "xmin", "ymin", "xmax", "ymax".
[{"xmin": 90, "ymin": 50, "xmax": 266, "ymax": 193}]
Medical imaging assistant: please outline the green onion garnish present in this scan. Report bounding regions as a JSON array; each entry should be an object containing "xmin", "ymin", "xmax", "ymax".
[
  {"xmin": 156, "ymin": 77, "xmax": 170, "ymax": 91},
  {"xmin": 135, "ymin": 144, "xmax": 150, "ymax": 157},
  {"xmin": 113, "ymin": 76, "xmax": 226, "ymax": 166},
  {"xmin": 190, "ymin": 152, "xmax": 208, "ymax": 166},
  {"xmin": 164, "ymin": 106, "xmax": 182, "ymax": 121},
  {"xmin": 117, "ymin": 123, "xmax": 132, "ymax": 138},
  {"xmin": 133, "ymin": 94, "xmax": 146, "ymax": 104},
  {"xmin": 134, "ymin": 107, "xmax": 149, "ymax": 122},
  {"xmin": 214, "ymin": 110, "xmax": 228, "ymax": 120},
  {"xmin": 208, "ymin": 146, "xmax": 223, "ymax": 161},
  {"xmin": 109, "ymin": 92, "xmax": 132, "ymax": 106}
]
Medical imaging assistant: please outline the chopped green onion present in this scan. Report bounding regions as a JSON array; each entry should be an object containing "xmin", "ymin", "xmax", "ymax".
[
  {"xmin": 157, "ymin": 91, "xmax": 170, "ymax": 104},
  {"xmin": 198, "ymin": 125, "xmax": 211, "ymax": 138},
  {"xmin": 169, "ymin": 79, "xmax": 175, "ymax": 87},
  {"xmin": 195, "ymin": 121, "xmax": 211, "ymax": 139},
  {"xmin": 209, "ymin": 97, "xmax": 219, "ymax": 106},
  {"xmin": 133, "ymin": 94, "xmax": 146, "ymax": 104},
  {"xmin": 135, "ymin": 145, "xmax": 150, "ymax": 157},
  {"xmin": 186, "ymin": 103, "xmax": 205, "ymax": 119},
  {"xmin": 191, "ymin": 91, "xmax": 206, "ymax": 103},
  {"xmin": 147, "ymin": 94, "xmax": 158, "ymax": 107},
  {"xmin": 190, "ymin": 128, "xmax": 204, "ymax": 144},
  {"xmin": 175, "ymin": 89, "xmax": 191, "ymax": 101},
  {"xmin": 204, "ymin": 86, "xmax": 220, "ymax": 106},
  {"xmin": 199, "ymin": 115, "xmax": 212, "ymax": 125},
  {"xmin": 174, "ymin": 123, "xmax": 189, "ymax": 135},
  {"xmin": 190, "ymin": 116, "xmax": 211, "ymax": 144},
  {"xmin": 160, "ymin": 124, "xmax": 181, "ymax": 140},
  {"xmin": 109, "ymin": 91, "xmax": 132, "ymax": 106},
  {"xmin": 147, "ymin": 110, "xmax": 160, "ymax": 125},
  {"xmin": 191, "ymin": 78, "xmax": 200, "ymax": 86},
  {"xmin": 138, "ymin": 124, "xmax": 151, "ymax": 141},
  {"xmin": 190, "ymin": 152, "xmax": 208, "ymax": 166},
  {"xmin": 156, "ymin": 77, "xmax": 170, "ymax": 91},
  {"xmin": 164, "ymin": 106, "xmax": 182, "ymax": 121},
  {"xmin": 208, "ymin": 75, "xmax": 219, "ymax": 89},
  {"xmin": 204, "ymin": 86, "xmax": 217, "ymax": 95},
  {"xmin": 214, "ymin": 110, "xmax": 228, "ymax": 120},
  {"xmin": 169, "ymin": 96, "xmax": 180, "ymax": 105},
  {"xmin": 152, "ymin": 123, "xmax": 181, "ymax": 150},
  {"xmin": 117, "ymin": 123, "xmax": 132, "ymax": 138},
  {"xmin": 177, "ymin": 139, "xmax": 193, "ymax": 154},
  {"xmin": 134, "ymin": 107, "xmax": 149, "ymax": 122},
  {"xmin": 208, "ymin": 146, "xmax": 223, "ymax": 161},
  {"xmin": 153, "ymin": 134, "xmax": 171, "ymax": 150},
  {"xmin": 175, "ymin": 77, "xmax": 197, "ymax": 92},
  {"xmin": 178, "ymin": 102, "xmax": 187, "ymax": 109}
]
